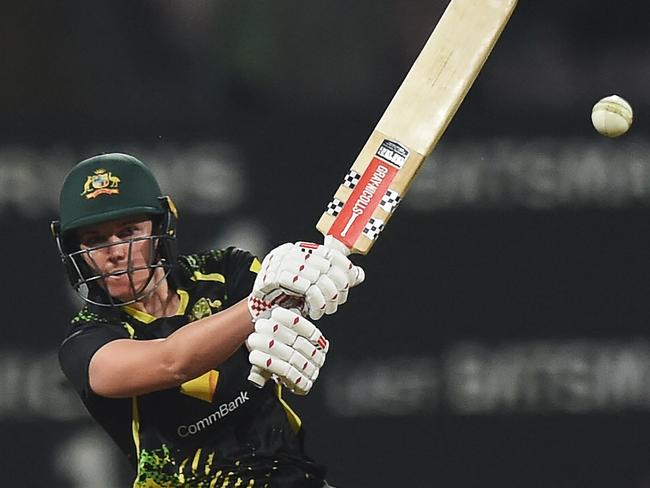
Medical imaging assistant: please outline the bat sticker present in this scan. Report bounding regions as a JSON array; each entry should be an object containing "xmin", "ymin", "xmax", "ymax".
[
  {"xmin": 328, "ymin": 139, "xmax": 405, "ymax": 247},
  {"xmin": 379, "ymin": 189, "xmax": 401, "ymax": 213},
  {"xmin": 375, "ymin": 140, "xmax": 409, "ymax": 169},
  {"xmin": 362, "ymin": 217, "xmax": 385, "ymax": 240},
  {"xmin": 325, "ymin": 197, "xmax": 344, "ymax": 217},
  {"xmin": 343, "ymin": 170, "xmax": 361, "ymax": 189}
]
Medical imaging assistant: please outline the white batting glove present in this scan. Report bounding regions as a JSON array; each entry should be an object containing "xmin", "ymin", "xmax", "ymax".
[
  {"xmin": 248, "ymin": 241, "xmax": 364, "ymax": 321},
  {"xmin": 322, "ymin": 236, "xmax": 366, "ymax": 308},
  {"xmin": 296, "ymin": 241, "xmax": 364, "ymax": 318},
  {"xmin": 247, "ymin": 308, "xmax": 329, "ymax": 395}
]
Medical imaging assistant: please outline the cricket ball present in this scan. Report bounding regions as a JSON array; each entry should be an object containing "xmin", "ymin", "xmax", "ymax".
[{"xmin": 591, "ymin": 95, "xmax": 633, "ymax": 137}]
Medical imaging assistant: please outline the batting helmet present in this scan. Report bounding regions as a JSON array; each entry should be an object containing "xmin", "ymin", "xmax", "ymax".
[{"xmin": 51, "ymin": 153, "xmax": 179, "ymax": 307}]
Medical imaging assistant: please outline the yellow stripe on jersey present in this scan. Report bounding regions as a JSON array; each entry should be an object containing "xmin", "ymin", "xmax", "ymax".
[
  {"xmin": 274, "ymin": 383, "xmax": 302, "ymax": 432},
  {"xmin": 177, "ymin": 289, "xmax": 190, "ymax": 314},
  {"xmin": 122, "ymin": 289, "xmax": 190, "ymax": 324},
  {"xmin": 122, "ymin": 321, "xmax": 136, "ymax": 338},
  {"xmin": 131, "ymin": 397, "xmax": 141, "ymax": 457},
  {"xmin": 191, "ymin": 271, "xmax": 226, "ymax": 282},
  {"xmin": 249, "ymin": 258, "xmax": 261, "ymax": 274},
  {"xmin": 192, "ymin": 448, "xmax": 202, "ymax": 472},
  {"xmin": 124, "ymin": 311, "xmax": 143, "ymax": 468},
  {"xmin": 128, "ymin": 294, "xmax": 142, "ymax": 467}
]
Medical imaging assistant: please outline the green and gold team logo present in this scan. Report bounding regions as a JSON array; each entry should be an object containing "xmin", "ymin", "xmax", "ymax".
[
  {"xmin": 190, "ymin": 297, "xmax": 223, "ymax": 321},
  {"xmin": 81, "ymin": 168, "xmax": 121, "ymax": 199},
  {"xmin": 191, "ymin": 298, "xmax": 212, "ymax": 321}
]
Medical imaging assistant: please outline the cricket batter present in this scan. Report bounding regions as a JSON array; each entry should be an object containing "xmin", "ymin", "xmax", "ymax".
[{"xmin": 52, "ymin": 153, "xmax": 364, "ymax": 487}]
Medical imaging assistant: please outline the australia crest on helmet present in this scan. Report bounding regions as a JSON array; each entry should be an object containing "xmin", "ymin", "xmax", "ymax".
[{"xmin": 81, "ymin": 168, "xmax": 121, "ymax": 199}]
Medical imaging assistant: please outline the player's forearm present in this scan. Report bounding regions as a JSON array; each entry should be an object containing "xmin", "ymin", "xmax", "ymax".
[
  {"xmin": 89, "ymin": 300, "xmax": 254, "ymax": 398},
  {"xmin": 162, "ymin": 298, "xmax": 254, "ymax": 383}
]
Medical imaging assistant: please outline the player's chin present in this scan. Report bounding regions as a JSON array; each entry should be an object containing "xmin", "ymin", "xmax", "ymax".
[{"xmin": 105, "ymin": 272, "xmax": 149, "ymax": 301}]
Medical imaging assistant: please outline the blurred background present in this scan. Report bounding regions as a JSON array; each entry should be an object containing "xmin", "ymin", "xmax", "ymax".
[{"xmin": 2, "ymin": 0, "xmax": 650, "ymax": 486}]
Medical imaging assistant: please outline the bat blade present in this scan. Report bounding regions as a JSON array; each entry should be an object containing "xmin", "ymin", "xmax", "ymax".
[{"xmin": 317, "ymin": 0, "xmax": 517, "ymax": 254}]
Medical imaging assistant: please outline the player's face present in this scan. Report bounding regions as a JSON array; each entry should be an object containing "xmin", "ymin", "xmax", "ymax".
[{"xmin": 77, "ymin": 216, "xmax": 156, "ymax": 302}]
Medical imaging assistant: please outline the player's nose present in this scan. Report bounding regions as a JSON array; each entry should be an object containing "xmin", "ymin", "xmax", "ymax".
[{"xmin": 105, "ymin": 236, "xmax": 129, "ymax": 261}]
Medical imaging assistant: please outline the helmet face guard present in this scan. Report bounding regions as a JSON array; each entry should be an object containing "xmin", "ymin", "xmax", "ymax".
[
  {"xmin": 52, "ymin": 197, "xmax": 179, "ymax": 307},
  {"xmin": 52, "ymin": 153, "xmax": 179, "ymax": 307},
  {"xmin": 52, "ymin": 197, "xmax": 177, "ymax": 307}
]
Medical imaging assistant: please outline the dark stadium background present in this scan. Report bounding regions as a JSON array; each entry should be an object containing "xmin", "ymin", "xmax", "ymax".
[{"xmin": 2, "ymin": 1, "xmax": 650, "ymax": 487}]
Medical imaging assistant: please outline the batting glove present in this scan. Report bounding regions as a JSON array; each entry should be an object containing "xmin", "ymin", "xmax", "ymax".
[
  {"xmin": 247, "ymin": 308, "xmax": 329, "ymax": 395},
  {"xmin": 247, "ymin": 241, "xmax": 364, "ymax": 321}
]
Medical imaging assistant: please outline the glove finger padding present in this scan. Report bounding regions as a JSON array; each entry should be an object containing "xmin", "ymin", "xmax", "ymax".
[
  {"xmin": 323, "ymin": 235, "xmax": 365, "ymax": 286},
  {"xmin": 351, "ymin": 265, "xmax": 365, "ymax": 287},
  {"xmin": 292, "ymin": 336, "xmax": 327, "ymax": 367},
  {"xmin": 253, "ymin": 319, "xmax": 299, "ymax": 348},
  {"xmin": 246, "ymin": 333, "xmax": 319, "ymax": 378},
  {"xmin": 271, "ymin": 307, "xmax": 324, "ymax": 342},
  {"xmin": 249, "ymin": 242, "xmax": 338, "ymax": 321},
  {"xmin": 304, "ymin": 285, "xmax": 326, "ymax": 320},
  {"xmin": 257, "ymin": 255, "xmax": 321, "ymax": 295},
  {"xmin": 324, "ymin": 265, "xmax": 350, "ymax": 305},
  {"xmin": 328, "ymin": 248, "xmax": 365, "ymax": 288},
  {"xmin": 248, "ymin": 350, "xmax": 314, "ymax": 395},
  {"xmin": 252, "ymin": 308, "xmax": 328, "ymax": 347},
  {"xmin": 249, "ymin": 240, "xmax": 364, "ymax": 322},
  {"xmin": 296, "ymin": 241, "xmax": 364, "ymax": 299},
  {"xmin": 302, "ymin": 274, "xmax": 342, "ymax": 319},
  {"xmin": 247, "ymin": 308, "xmax": 328, "ymax": 394},
  {"xmin": 315, "ymin": 274, "xmax": 339, "ymax": 315}
]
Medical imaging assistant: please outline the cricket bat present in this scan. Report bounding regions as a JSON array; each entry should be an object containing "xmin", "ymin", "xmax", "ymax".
[
  {"xmin": 248, "ymin": 0, "xmax": 517, "ymax": 389},
  {"xmin": 317, "ymin": 0, "xmax": 518, "ymax": 254}
]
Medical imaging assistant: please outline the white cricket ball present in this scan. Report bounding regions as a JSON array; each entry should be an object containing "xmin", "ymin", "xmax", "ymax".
[{"xmin": 591, "ymin": 95, "xmax": 633, "ymax": 137}]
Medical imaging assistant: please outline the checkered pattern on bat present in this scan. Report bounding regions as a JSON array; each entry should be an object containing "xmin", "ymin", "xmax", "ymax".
[
  {"xmin": 379, "ymin": 189, "xmax": 401, "ymax": 213},
  {"xmin": 342, "ymin": 170, "xmax": 361, "ymax": 189},
  {"xmin": 325, "ymin": 198, "xmax": 344, "ymax": 217},
  {"xmin": 363, "ymin": 217, "xmax": 385, "ymax": 241}
]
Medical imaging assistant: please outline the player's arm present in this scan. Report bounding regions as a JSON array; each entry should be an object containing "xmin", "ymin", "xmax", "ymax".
[
  {"xmin": 89, "ymin": 242, "xmax": 363, "ymax": 398},
  {"xmin": 88, "ymin": 299, "xmax": 253, "ymax": 398}
]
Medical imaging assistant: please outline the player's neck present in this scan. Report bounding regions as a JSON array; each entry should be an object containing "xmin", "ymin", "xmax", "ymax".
[{"xmin": 129, "ymin": 270, "xmax": 180, "ymax": 318}]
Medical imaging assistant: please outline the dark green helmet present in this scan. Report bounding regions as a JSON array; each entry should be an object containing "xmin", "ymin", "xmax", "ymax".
[
  {"xmin": 51, "ymin": 153, "xmax": 179, "ymax": 307},
  {"xmin": 58, "ymin": 153, "xmax": 166, "ymax": 233}
]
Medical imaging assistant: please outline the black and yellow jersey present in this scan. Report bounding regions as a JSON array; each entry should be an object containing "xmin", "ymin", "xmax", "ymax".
[{"xmin": 59, "ymin": 247, "xmax": 326, "ymax": 488}]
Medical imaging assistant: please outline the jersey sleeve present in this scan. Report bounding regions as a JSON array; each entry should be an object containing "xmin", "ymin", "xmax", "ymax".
[
  {"xmin": 58, "ymin": 320, "xmax": 129, "ymax": 400},
  {"xmin": 222, "ymin": 247, "xmax": 260, "ymax": 305}
]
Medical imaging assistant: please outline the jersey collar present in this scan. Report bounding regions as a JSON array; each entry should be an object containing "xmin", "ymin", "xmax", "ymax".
[{"xmin": 121, "ymin": 289, "xmax": 189, "ymax": 324}]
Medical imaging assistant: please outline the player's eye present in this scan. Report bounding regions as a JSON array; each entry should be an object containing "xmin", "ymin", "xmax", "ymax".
[
  {"xmin": 117, "ymin": 225, "xmax": 143, "ymax": 240},
  {"xmin": 80, "ymin": 235, "xmax": 105, "ymax": 247}
]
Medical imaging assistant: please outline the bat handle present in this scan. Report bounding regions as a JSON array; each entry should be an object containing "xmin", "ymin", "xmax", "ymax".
[{"xmin": 324, "ymin": 235, "xmax": 352, "ymax": 256}]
